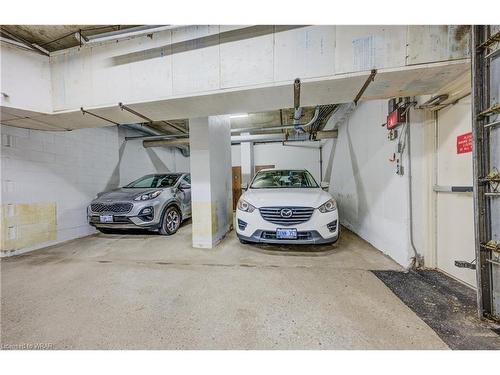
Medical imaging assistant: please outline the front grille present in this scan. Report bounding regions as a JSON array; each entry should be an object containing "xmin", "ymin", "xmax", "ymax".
[
  {"xmin": 261, "ymin": 231, "xmax": 313, "ymax": 240},
  {"xmin": 91, "ymin": 202, "xmax": 133, "ymax": 213},
  {"xmin": 259, "ymin": 207, "xmax": 314, "ymax": 226}
]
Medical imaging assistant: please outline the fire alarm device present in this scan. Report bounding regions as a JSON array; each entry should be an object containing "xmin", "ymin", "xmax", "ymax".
[{"xmin": 387, "ymin": 98, "xmax": 407, "ymax": 130}]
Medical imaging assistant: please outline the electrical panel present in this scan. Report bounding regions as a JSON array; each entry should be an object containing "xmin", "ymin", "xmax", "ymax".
[{"xmin": 386, "ymin": 98, "xmax": 408, "ymax": 129}]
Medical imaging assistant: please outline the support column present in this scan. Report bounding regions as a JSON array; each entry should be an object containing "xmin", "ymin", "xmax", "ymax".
[
  {"xmin": 240, "ymin": 133, "xmax": 254, "ymax": 185},
  {"xmin": 189, "ymin": 115, "xmax": 232, "ymax": 248}
]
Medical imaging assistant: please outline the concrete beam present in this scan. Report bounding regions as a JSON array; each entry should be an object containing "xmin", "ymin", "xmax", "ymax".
[{"xmin": 1, "ymin": 24, "xmax": 471, "ymax": 132}]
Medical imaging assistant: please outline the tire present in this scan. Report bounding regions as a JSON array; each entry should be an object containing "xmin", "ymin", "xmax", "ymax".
[{"xmin": 159, "ymin": 206, "xmax": 182, "ymax": 235}]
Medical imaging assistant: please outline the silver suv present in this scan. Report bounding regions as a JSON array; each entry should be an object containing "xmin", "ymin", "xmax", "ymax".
[{"xmin": 88, "ymin": 173, "xmax": 191, "ymax": 235}]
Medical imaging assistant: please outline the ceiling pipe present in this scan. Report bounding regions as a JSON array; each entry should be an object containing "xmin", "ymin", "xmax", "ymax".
[
  {"xmin": 144, "ymin": 127, "xmax": 338, "ymax": 148},
  {"xmin": 232, "ymin": 133, "xmax": 285, "ymax": 144},
  {"xmin": 84, "ymin": 25, "xmax": 185, "ymax": 45},
  {"xmin": 123, "ymin": 123, "xmax": 189, "ymax": 156},
  {"xmin": 293, "ymin": 78, "xmax": 301, "ymax": 109},
  {"xmin": 231, "ymin": 106, "xmax": 321, "ymax": 134},
  {"xmin": 418, "ymin": 94, "xmax": 449, "ymax": 109},
  {"xmin": 121, "ymin": 123, "xmax": 162, "ymax": 136},
  {"xmin": 0, "ymin": 36, "xmax": 37, "ymax": 52},
  {"xmin": 143, "ymin": 138, "xmax": 190, "ymax": 148},
  {"xmin": 282, "ymin": 142, "xmax": 322, "ymax": 149},
  {"xmin": 119, "ymin": 102, "xmax": 153, "ymax": 123},
  {"xmin": 119, "ymin": 103, "xmax": 188, "ymax": 134},
  {"xmin": 293, "ymin": 78, "xmax": 306, "ymax": 133},
  {"xmin": 81, "ymin": 107, "xmax": 120, "ymax": 125},
  {"xmin": 161, "ymin": 120, "xmax": 188, "ymax": 134},
  {"xmin": 353, "ymin": 69, "xmax": 377, "ymax": 105},
  {"xmin": 0, "ymin": 28, "xmax": 50, "ymax": 56},
  {"xmin": 125, "ymin": 133, "xmax": 188, "ymax": 141}
]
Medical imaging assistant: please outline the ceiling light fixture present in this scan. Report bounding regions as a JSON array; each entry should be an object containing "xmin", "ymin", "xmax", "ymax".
[{"xmin": 230, "ymin": 113, "xmax": 249, "ymax": 119}]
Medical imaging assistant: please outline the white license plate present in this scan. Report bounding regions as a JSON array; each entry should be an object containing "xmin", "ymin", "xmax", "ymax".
[
  {"xmin": 100, "ymin": 215, "xmax": 113, "ymax": 223},
  {"xmin": 276, "ymin": 228, "xmax": 297, "ymax": 239}
]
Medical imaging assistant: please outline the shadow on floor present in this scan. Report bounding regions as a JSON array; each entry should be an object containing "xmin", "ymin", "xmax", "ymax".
[
  {"xmin": 242, "ymin": 242, "xmax": 340, "ymax": 257},
  {"xmin": 372, "ymin": 269, "xmax": 500, "ymax": 350},
  {"xmin": 96, "ymin": 219, "xmax": 192, "ymax": 237}
]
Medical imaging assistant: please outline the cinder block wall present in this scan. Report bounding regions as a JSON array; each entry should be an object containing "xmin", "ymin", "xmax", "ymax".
[{"xmin": 0, "ymin": 124, "xmax": 189, "ymax": 256}]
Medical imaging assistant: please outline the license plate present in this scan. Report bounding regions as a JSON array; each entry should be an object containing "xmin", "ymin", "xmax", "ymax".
[
  {"xmin": 276, "ymin": 228, "xmax": 297, "ymax": 239},
  {"xmin": 100, "ymin": 215, "xmax": 113, "ymax": 223}
]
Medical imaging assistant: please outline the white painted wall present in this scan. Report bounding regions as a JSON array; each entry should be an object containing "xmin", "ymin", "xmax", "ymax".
[
  {"xmin": 0, "ymin": 44, "xmax": 52, "ymax": 113},
  {"xmin": 231, "ymin": 142, "xmax": 321, "ymax": 183},
  {"xmin": 0, "ymin": 124, "xmax": 189, "ymax": 255},
  {"xmin": 318, "ymin": 90, "xmax": 477, "ymax": 275},
  {"xmin": 325, "ymin": 100, "xmax": 414, "ymax": 267},
  {"xmin": 120, "ymin": 136, "xmax": 189, "ymax": 184}
]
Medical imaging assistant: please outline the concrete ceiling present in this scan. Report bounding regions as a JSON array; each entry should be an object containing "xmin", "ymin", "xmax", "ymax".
[
  {"xmin": 0, "ymin": 59, "xmax": 470, "ymax": 133},
  {"xmin": 0, "ymin": 25, "xmax": 137, "ymax": 52}
]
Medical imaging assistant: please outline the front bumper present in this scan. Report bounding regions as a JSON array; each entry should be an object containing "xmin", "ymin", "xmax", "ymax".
[
  {"xmin": 237, "ymin": 230, "xmax": 338, "ymax": 245},
  {"xmin": 236, "ymin": 208, "xmax": 339, "ymax": 245},
  {"xmin": 87, "ymin": 198, "xmax": 165, "ymax": 230}
]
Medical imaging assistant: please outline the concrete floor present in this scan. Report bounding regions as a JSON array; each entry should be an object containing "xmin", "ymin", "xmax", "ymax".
[{"xmin": 0, "ymin": 223, "xmax": 448, "ymax": 349}]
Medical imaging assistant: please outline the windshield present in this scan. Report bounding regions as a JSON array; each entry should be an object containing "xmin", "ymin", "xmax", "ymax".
[
  {"xmin": 250, "ymin": 170, "xmax": 319, "ymax": 189},
  {"xmin": 125, "ymin": 174, "xmax": 181, "ymax": 188}
]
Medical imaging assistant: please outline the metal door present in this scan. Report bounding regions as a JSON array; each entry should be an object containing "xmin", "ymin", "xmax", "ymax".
[{"xmin": 436, "ymin": 97, "xmax": 476, "ymax": 287}]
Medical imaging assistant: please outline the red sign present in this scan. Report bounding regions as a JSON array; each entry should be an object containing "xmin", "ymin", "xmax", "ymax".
[
  {"xmin": 387, "ymin": 110, "xmax": 398, "ymax": 129},
  {"xmin": 456, "ymin": 132, "xmax": 472, "ymax": 154}
]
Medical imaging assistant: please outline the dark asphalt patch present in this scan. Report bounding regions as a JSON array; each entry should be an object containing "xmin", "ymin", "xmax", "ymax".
[{"xmin": 372, "ymin": 269, "xmax": 500, "ymax": 350}]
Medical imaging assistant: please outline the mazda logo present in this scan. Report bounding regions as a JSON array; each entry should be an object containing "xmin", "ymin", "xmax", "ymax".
[{"xmin": 280, "ymin": 208, "xmax": 293, "ymax": 218}]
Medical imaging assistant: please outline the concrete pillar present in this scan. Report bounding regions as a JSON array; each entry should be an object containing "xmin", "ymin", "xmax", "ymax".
[
  {"xmin": 240, "ymin": 133, "xmax": 254, "ymax": 185},
  {"xmin": 189, "ymin": 115, "xmax": 232, "ymax": 248}
]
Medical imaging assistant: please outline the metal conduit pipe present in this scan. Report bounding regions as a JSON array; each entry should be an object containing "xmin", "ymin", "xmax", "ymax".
[
  {"xmin": 144, "ymin": 128, "xmax": 338, "ymax": 148},
  {"xmin": 121, "ymin": 123, "xmax": 163, "ymax": 136},
  {"xmin": 294, "ymin": 78, "xmax": 301, "ymax": 109},
  {"xmin": 143, "ymin": 138, "xmax": 190, "ymax": 148},
  {"xmin": 293, "ymin": 78, "xmax": 306, "ymax": 133},
  {"xmin": 231, "ymin": 106, "xmax": 321, "ymax": 134},
  {"xmin": 84, "ymin": 25, "xmax": 185, "ymax": 45},
  {"xmin": 405, "ymin": 107, "xmax": 423, "ymax": 268},
  {"xmin": 125, "ymin": 134, "xmax": 189, "ymax": 141},
  {"xmin": 293, "ymin": 107, "xmax": 304, "ymax": 132},
  {"xmin": 122, "ymin": 123, "xmax": 189, "ymax": 155}
]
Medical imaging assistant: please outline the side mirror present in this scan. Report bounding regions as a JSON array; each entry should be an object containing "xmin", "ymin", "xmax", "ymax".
[
  {"xmin": 178, "ymin": 182, "xmax": 191, "ymax": 191},
  {"xmin": 320, "ymin": 181, "xmax": 330, "ymax": 190},
  {"xmin": 241, "ymin": 182, "xmax": 248, "ymax": 191}
]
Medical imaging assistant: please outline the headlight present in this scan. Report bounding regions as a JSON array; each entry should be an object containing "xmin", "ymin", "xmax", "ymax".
[
  {"xmin": 237, "ymin": 199, "xmax": 256, "ymax": 213},
  {"xmin": 134, "ymin": 190, "xmax": 162, "ymax": 201},
  {"xmin": 318, "ymin": 198, "xmax": 337, "ymax": 213}
]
